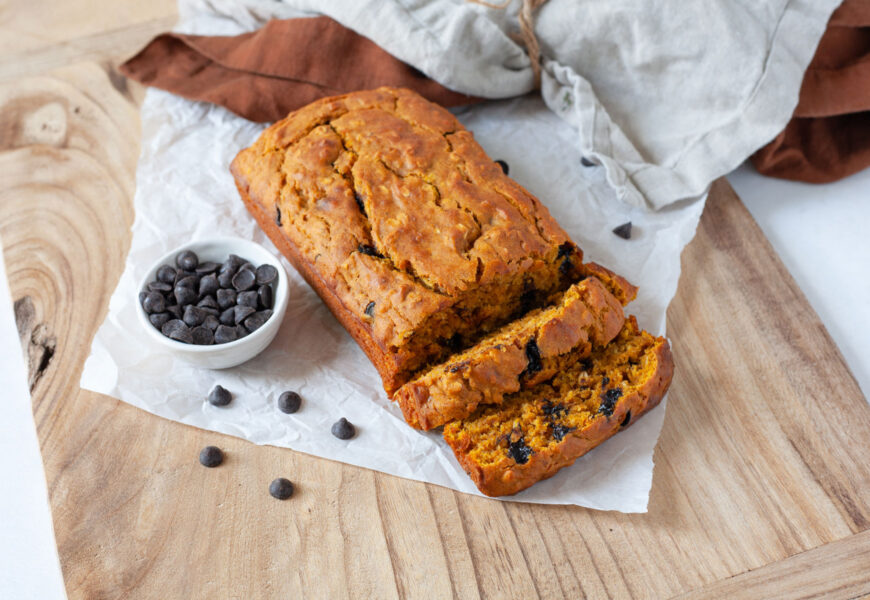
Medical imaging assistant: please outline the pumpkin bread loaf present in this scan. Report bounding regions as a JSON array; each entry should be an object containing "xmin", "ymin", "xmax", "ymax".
[
  {"xmin": 395, "ymin": 276, "xmax": 625, "ymax": 430},
  {"xmin": 442, "ymin": 316, "xmax": 673, "ymax": 497},
  {"xmin": 231, "ymin": 87, "xmax": 602, "ymax": 394}
]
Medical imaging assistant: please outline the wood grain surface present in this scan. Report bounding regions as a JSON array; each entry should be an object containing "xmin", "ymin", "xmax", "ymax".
[{"xmin": 1, "ymin": 5, "xmax": 868, "ymax": 599}]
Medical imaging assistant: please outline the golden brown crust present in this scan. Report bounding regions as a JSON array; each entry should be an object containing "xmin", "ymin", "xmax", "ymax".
[
  {"xmin": 395, "ymin": 276, "xmax": 625, "ymax": 430},
  {"xmin": 231, "ymin": 87, "xmax": 582, "ymax": 393},
  {"xmin": 443, "ymin": 318, "xmax": 674, "ymax": 497}
]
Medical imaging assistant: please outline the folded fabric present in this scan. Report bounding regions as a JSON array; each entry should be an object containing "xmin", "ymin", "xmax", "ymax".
[
  {"xmin": 120, "ymin": 17, "xmax": 479, "ymax": 122},
  {"xmin": 752, "ymin": 0, "xmax": 870, "ymax": 183}
]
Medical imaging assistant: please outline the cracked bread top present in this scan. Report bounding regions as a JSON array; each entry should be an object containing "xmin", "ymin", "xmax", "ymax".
[{"xmin": 231, "ymin": 87, "xmax": 578, "ymax": 388}]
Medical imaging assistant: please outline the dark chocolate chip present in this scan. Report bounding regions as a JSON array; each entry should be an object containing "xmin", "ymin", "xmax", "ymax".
[
  {"xmin": 176, "ymin": 275, "xmax": 199, "ymax": 289},
  {"xmin": 559, "ymin": 257, "xmax": 573, "ymax": 278},
  {"xmin": 199, "ymin": 446, "xmax": 223, "ymax": 468},
  {"xmin": 581, "ymin": 156, "xmax": 596, "ymax": 167},
  {"xmin": 238, "ymin": 262, "xmax": 255, "ymax": 274},
  {"xmin": 233, "ymin": 305, "xmax": 256, "ymax": 325},
  {"xmin": 156, "ymin": 265, "xmax": 176, "ymax": 284},
  {"xmin": 195, "ymin": 261, "xmax": 220, "ymax": 274},
  {"xmin": 541, "ymin": 400, "xmax": 567, "ymax": 417},
  {"xmin": 278, "ymin": 391, "xmax": 302, "ymax": 414},
  {"xmin": 191, "ymin": 326, "xmax": 214, "ymax": 345},
  {"xmin": 507, "ymin": 437, "xmax": 533, "ymax": 464},
  {"xmin": 445, "ymin": 333, "xmax": 463, "ymax": 353},
  {"xmin": 556, "ymin": 242, "xmax": 575, "ymax": 259},
  {"xmin": 519, "ymin": 285, "xmax": 542, "ymax": 314},
  {"xmin": 161, "ymin": 319, "xmax": 192, "ymax": 343},
  {"xmin": 142, "ymin": 291, "xmax": 166, "ymax": 314},
  {"xmin": 269, "ymin": 478, "xmax": 294, "ymax": 500},
  {"xmin": 218, "ymin": 270, "xmax": 234, "ymax": 288},
  {"xmin": 258, "ymin": 285, "xmax": 273, "ymax": 309},
  {"xmin": 147, "ymin": 281, "xmax": 173, "ymax": 294},
  {"xmin": 139, "ymin": 291, "xmax": 147, "ymax": 308},
  {"xmin": 364, "ymin": 301, "xmax": 375, "ymax": 318},
  {"xmin": 231, "ymin": 268, "xmax": 256, "ymax": 291},
  {"xmin": 208, "ymin": 385, "xmax": 232, "ymax": 407},
  {"xmin": 601, "ymin": 376, "xmax": 610, "ymax": 386},
  {"xmin": 213, "ymin": 324, "xmax": 239, "ymax": 344},
  {"xmin": 183, "ymin": 305, "xmax": 208, "ymax": 327},
  {"xmin": 149, "ymin": 312, "xmax": 171, "ymax": 329},
  {"xmin": 219, "ymin": 307, "xmax": 236, "ymax": 326},
  {"xmin": 275, "ymin": 205, "xmax": 282, "ymax": 226},
  {"xmin": 551, "ymin": 423, "xmax": 575, "ymax": 442},
  {"xmin": 176, "ymin": 250, "xmax": 199, "ymax": 271},
  {"xmin": 166, "ymin": 304, "xmax": 182, "ymax": 319},
  {"xmin": 237, "ymin": 290, "xmax": 258, "ymax": 308},
  {"xmin": 198, "ymin": 295, "xmax": 219, "ymax": 310},
  {"xmin": 199, "ymin": 273, "xmax": 219, "ymax": 297},
  {"xmin": 224, "ymin": 254, "xmax": 245, "ymax": 272},
  {"xmin": 202, "ymin": 315, "xmax": 220, "ymax": 331},
  {"xmin": 621, "ymin": 410, "xmax": 632, "ymax": 428},
  {"xmin": 612, "ymin": 222, "xmax": 632, "ymax": 240},
  {"xmin": 598, "ymin": 387, "xmax": 623, "ymax": 417},
  {"xmin": 243, "ymin": 309, "xmax": 272, "ymax": 333},
  {"xmin": 357, "ymin": 244, "xmax": 383, "ymax": 258},
  {"xmin": 174, "ymin": 286, "xmax": 198, "ymax": 308},
  {"xmin": 331, "ymin": 418, "xmax": 356, "ymax": 440},
  {"xmin": 523, "ymin": 338, "xmax": 543, "ymax": 376},
  {"xmin": 495, "ymin": 159, "xmax": 509, "ymax": 175},
  {"xmin": 216, "ymin": 288, "xmax": 237, "ymax": 309},
  {"xmin": 354, "ymin": 193, "xmax": 367, "ymax": 217},
  {"xmin": 255, "ymin": 264, "xmax": 278, "ymax": 285},
  {"xmin": 200, "ymin": 307, "xmax": 220, "ymax": 317},
  {"xmin": 234, "ymin": 324, "xmax": 250, "ymax": 339}
]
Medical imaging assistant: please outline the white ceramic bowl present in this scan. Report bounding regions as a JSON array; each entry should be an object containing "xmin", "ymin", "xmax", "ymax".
[{"xmin": 136, "ymin": 237, "xmax": 289, "ymax": 369}]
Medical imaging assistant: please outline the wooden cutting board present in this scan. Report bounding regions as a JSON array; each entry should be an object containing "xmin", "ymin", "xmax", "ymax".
[{"xmin": 1, "ymin": 6, "xmax": 868, "ymax": 599}]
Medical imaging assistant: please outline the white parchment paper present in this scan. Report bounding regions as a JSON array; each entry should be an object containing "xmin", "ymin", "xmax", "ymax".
[{"xmin": 80, "ymin": 86, "xmax": 703, "ymax": 511}]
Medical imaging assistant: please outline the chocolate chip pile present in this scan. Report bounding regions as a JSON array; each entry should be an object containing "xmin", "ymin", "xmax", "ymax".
[{"xmin": 140, "ymin": 249, "xmax": 278, "ymax": 345}]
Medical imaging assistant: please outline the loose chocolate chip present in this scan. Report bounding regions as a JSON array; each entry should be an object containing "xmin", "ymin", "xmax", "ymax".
[
  {"xmin": 269, "ymin": 478, "xmax": 294, "ymax": 500},
  {"xmin": 198, "ymin": 294, "xmax": 219, "ymax": 309},
  {"xmin": 234, "ymin": 324, "xmax": 250, "ymax": 339},
  {"xmin": 354, "ymin": 193, "xmax": 367, "ymax": 217},
  {"xmin": 195, "ymin": 261, "xmax": 220, "ymax": 274},
  {"xmin": 161, "ymin": 319, "xmax": 192, "ymax": 343},
  {"xmin": 149, "ymin": 312, "xmax": 171, "ymax": 329},
  {"xmin": 199, "ymin": 446, "xmax": 223, "ymax": 468},
  {"xmin": 224, "ymin": 254, "xmax": 245, "ymax": 272},
  {"xmin": 612, "ymin": 221, "xmax": 632, "ymax": 240},
  {"xmin": 156, "ymin": 264, "xmax": 176, "ymax": 284},
  {"xmin": 243, "ymin": 309, "xmax": 272, "ymax": 333},
  {"xmin": 232, "ymin": 268, "xmax": 256, "ymax": 291},
  {"xmin": 364, "ymin": 301, "xmax": 375, "ymax": 318},
  {"xmin": 219, "ymin": 307, "xmax": 236, "ymax": 326},
  {"xmin": 147, "ymin": 281, "xmax": 173, "ymax": 294},
  {"xmin": 191, "ymin": 326, "xmax": 214, "ymax": 345},
  {"xmin": 495, "ymin": 159, "xmax": 509, "ymax": 175},
  {"xmin": 237, "ymin": 290, "xmax": 258, "ymax": 308},
  {"xmin": 208, "ymin": 385, "xmax": 232, "ymax": 407},
  {"xmin": 199, "ymin": 273, "xmax": 219, "ymax": 297},
  {"xmin": 166, "ymin": 304, "xmax": 182, "ymax": 320},
  {"xmin": 218, "ymin": 270, "xmax": 234, "ymax": 288},
  {"xmin": 216, "ymin": 288, "xmax": 237, "ymax": 309},
  {"xmin": 523, "ymin": 338, "xmax": 543, "ymax": 376},
  {"xmin": 256, "ymin": 264, "xmax": 278, "ymax": 285},
  {"xmin": 139, "ymin": 291, "xmax": 147, "ymax": 308},
  {"xmin": 621, "ymin": 410, "xmax": 632, "ymax": 428},
  {"xmin": 200, "ymin": 307, "xmax": 220, "ymax": 317},
  {"xmin": 238, "ymin": 262, "xmax": 255, "ymax": 274},
  {"xmin": 203, "ymin": 315, "xmax": 220, "ymax": 331},
  {"xmin": 556, "ymin": 242, "xmax": 575, "ymax": 259},
  {"xmin": 275, "ymin": 205, "xmax": 282, "ymax": 226},
  {"xmin": 213, "ymin": 324, "xmax": 239, "ymax": 344},
  {"xmin": 581, "ymin": 156, "xmax": 596, "ymax": 167},
  {"xmin": 176, "ymin": 275, "xmax": 199, "ymax": 289},
  {"xmin": 507, "ymin": 437, "xmax": 533, "ymax": 464},
  {"xmin": 331, "ymin": 418, "xmax": 355, "ymax": 440},
  {"xmin": 357, "ymin": 244, "xmax": 383, "ymax": 258},
  {"xmin": 551, "ymin": 423, "xmax": 575, "ymax": 442},
  {"xmin": 258, "ymin": 285, "xmax": 273, "ymax": 309},
  {"xmin": 233, "ymin": 305, "xmax": 256, "ymax": 325},
  {"xmin": 183, "ymin": 305, "xmax": 208, "ymax": 327},
  {"xmin": 174, "ymin": 286, "xmax": 198, "ymax": 307},
  {"xmin": 176, "ymin": 250, "xmax": 199, "ymax": 271},
  {"xmin": 598, "ymin": 387, "xmax": 623, "ymax": 417},
  {"xmin": 278, "ymin": 391, "xmax": 302, "ymax": 414},
  {"xmin": 142, "ymin": 291, "xmax": 166, "ymax": 314}
]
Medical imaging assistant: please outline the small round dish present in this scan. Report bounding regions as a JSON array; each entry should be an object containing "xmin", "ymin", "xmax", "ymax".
[{"xmin": 136, "ymin": 237, "xmax": 289, "ymax": 369}]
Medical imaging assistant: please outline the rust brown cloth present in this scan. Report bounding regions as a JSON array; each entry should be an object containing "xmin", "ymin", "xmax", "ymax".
[
  {"xmin": 120, "ymin": 17, "xmax": 479, "ymax": 123},
  {"xmin": 752, "ymin": 1, "xmax": 870, "ymax": 183}
]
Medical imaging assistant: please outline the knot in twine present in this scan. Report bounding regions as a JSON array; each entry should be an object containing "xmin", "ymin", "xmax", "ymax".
[{"xmin": 469, "ymin": 0, "xmax": 550, "ymax": 88}]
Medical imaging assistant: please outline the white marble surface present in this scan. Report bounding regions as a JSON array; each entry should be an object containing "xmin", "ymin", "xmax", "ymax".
[{"xmin": 728, "ymin": 163, "xmax": 870, "ymax": 400}]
